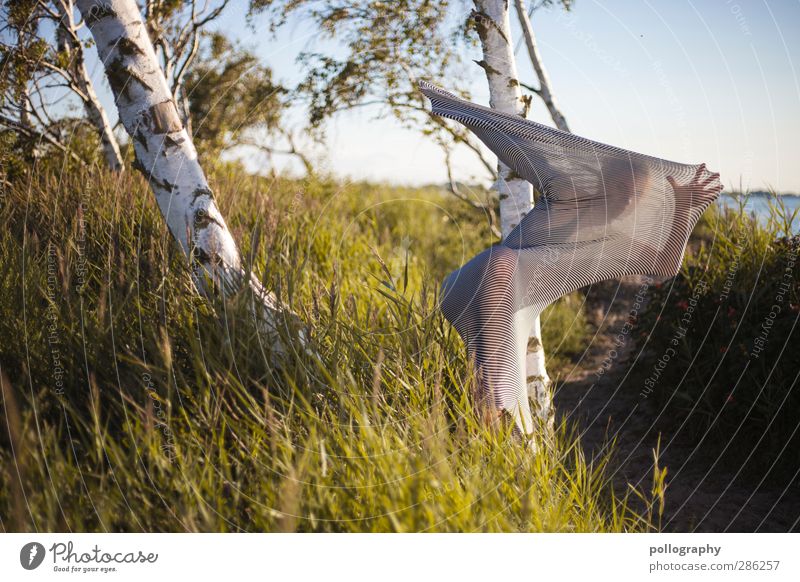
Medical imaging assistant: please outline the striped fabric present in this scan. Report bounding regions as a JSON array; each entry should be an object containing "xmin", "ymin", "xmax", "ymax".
[{"xmin": 419, "ymin": 81, "xmax": 722, "ymax": 434}]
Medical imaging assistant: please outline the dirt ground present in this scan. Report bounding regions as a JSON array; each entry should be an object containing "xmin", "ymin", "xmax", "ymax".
[{"xmin": 554, "ymin": 276, "xmax": 800, "ymax": 532}]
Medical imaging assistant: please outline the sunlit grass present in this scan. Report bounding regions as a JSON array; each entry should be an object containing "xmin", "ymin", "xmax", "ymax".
[{"xmin": 0, "ymin": 161, "xmax": 654, "ymax": 532}]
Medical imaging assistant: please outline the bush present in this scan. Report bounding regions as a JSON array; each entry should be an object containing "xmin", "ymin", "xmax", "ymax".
[{"xmin": 633, "ymin": 195, "xmax": 800, "ymax": 479}]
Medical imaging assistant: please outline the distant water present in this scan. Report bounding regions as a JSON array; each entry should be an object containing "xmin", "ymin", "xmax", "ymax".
[{"xmin": 717, "ymin": 194, "xmax": 800, "ymax": 233}]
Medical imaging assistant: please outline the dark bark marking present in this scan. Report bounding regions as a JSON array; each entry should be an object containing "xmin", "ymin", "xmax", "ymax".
[
  {"xmin": 193, "ymin": 210, "xmax": 223, "ymax": 231},
  {"xmin": 106, "ymin": 58, "xmax": 154, "ymax": 102},
  {"xmin": 117, "ymin": 37, "xmax": 145, "ymax": 58},
  {"xmin": 149, "ymin": 175, "xmax": 176, "ymax": 193},
  {"xmin": 474, "ymin": 59, "xmax": 501, "ymax": 77},
  {"xmin": 134, "ymin": 128, "xmax": 148, "ymax": 151},
  {"xmin": 84, "ymin": 3, "xmax": 115, "ymax": 27},
  {"xmin": 165, "ymin": 134, "xmax": 186, "ymax": 148},
  {"xmin": 191, "ymin": 187, "xmax": 214, "ymax": 203},
  {"xmin": 470, "ymin": 9, "xmax": 509, "ymax": 45},
  {"xmin": 527, "ymin": 336, "xmax": 542, "ymax": 351},
  {"xmin": 192, "ymin": 246, "xmax": 212, "ymax": 265}
]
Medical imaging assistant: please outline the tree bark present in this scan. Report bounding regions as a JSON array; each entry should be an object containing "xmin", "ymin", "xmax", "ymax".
[
  {"xmin": 74, "ymin": 0, "xmax": 289, "ymax": 345},
  {"xmin": 56, "ymin": 0, "xmax": 125, "ymax": 171},
  {"xmin": 514, "ymin": 0, "xmax": 570, "ymax": 133},
  {"xmin": 472, "ymin": 1, "xmax": 532, "ymax": 237},
  {"xmin": 472, "ymin": 0, "xmax": 552, "ymax": 427}
]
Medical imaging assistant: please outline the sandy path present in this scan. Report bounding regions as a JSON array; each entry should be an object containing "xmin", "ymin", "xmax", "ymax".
[{"xmin": 553, "ymin": 276, "xmax": 800, "ymax": 532}]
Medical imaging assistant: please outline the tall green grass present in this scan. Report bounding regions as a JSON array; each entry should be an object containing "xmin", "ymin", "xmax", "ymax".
[{"xmin": 0, "ymin": 161, "xmax": 653, "ymax": 532}]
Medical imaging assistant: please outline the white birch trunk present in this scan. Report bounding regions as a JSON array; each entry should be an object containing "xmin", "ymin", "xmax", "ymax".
[
  {"xmin": 75, "ymin": 0, "xmax": 289, "ymax": 347},
  {"xmin": 56, "ymin": 0, "xmax": 124, "ymax": 171},
  {"xmin": 472, "ymin": 0, "xmax": 552, "ymax": 426},
  {"xmin": 514, "ymin": 0, "xmax": 570, "ymax": 133}
]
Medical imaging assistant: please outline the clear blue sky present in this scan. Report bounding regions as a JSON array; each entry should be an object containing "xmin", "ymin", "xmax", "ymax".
[{"xmin": 89, "ymin": 0, "xmax": 800, "ymax": 192}]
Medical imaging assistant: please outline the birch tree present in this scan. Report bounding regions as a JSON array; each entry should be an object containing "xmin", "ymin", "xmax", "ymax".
[
  {"xmin": 514, "ymin": 0, "xmax": 570, "ymax": 132},
  {"xmin": 0, "ymin": 0, "xmax": 122, "ymax": 170},
  {"xmin": 55, "ymin": 0, "xmax": 124, "ymax": 170},
  {"xmin": 74, "ymin": 0, "xmax": 290, "ymax": 347},
  {"xmin": 250, "ymin": 0, "xmax": 504, "ymax": 236},
  {"xmin": 471, "ymin": 0, "xmax": 552, "ymax": 426}
]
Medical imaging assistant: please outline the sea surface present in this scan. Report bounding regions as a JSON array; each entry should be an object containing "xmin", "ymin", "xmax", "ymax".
[{"xmin": 717, "ymin": 194, "xmax": 800, "ymax": 233}]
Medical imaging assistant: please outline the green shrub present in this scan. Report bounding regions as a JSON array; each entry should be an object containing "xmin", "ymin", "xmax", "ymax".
[{"xmin": 633, "ymin": 195, "xmax": 800, "ymax": 478}]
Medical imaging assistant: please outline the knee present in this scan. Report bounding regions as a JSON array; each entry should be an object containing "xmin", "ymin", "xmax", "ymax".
[
  {"xmin": 439, "ymin": 246, "xmax": 519, "ymax": 324},
  {"xmin": 481, "ymin": 245, "xmax": 519, "ymax": 285},
  {"xmin": 473, "ymin": 246, "xmax": 519, "ymax": 310}
]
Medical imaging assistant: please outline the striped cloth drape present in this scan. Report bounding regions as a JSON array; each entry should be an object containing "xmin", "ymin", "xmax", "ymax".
[{"xmin": 420, "ymin": 81, "xmax": 722, "ymax": 428}]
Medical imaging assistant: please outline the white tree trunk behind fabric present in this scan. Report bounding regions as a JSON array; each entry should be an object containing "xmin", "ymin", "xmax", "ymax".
[
  {"xmin": 75, "ymin": 0, "xmax": 288, "ymax": 347},
  {"xmin": 56, "ymin": 0, "xmax": 124, "ymax": 171},
  {"xmin": 514, "ymin": 0, "xmax": 570, "ymax": 133},
  {"xmin": 472, "ymin": 0, "xmax": 552, "ymax": 426}
]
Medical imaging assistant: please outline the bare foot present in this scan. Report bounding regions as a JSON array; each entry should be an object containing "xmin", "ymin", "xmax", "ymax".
[{"xmin": 666, "ymin": 163, "xmax": 722, "ymax": 209}]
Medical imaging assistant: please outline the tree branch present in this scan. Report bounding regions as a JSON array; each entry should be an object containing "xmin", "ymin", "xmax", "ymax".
[
  {"xmin": 514, "ymin": 0, "xmax": 571, "ymax": 132},
  {"xmin": 0, "ymin": 113, "xmax": 87, "ymax": 166}
]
